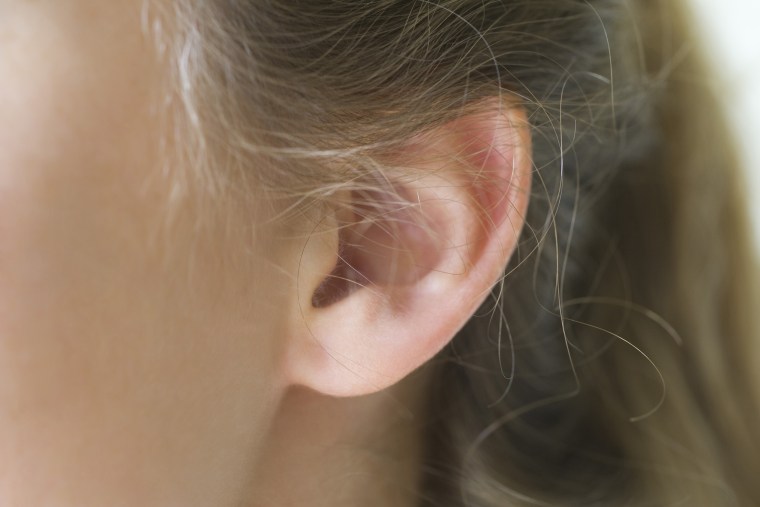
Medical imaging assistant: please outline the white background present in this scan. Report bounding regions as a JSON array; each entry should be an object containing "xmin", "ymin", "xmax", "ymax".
[{"xmin": 688, "ymin": 0, "xmax": 760, "ymax": 246}]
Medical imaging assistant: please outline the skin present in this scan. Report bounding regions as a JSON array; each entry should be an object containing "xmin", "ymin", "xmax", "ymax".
[
  {"xmin": 0, "ymin": 2, "xmax": 293, "ymax": 505},
  {"xmin": 0, "ymin": 2, "xmax": 429, "ymax": 506},
  {"xmin": 0, "ymin": 2, "xmax": 530, "ymax": 505}
]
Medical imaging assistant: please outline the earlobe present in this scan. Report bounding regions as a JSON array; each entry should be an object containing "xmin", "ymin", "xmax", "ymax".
[{"xmin": 284, "ymin": 102, "xmax": 532, "ymax": 397}]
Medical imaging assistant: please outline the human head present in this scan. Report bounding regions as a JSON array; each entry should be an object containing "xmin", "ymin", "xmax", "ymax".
[{"xmin": 2, "ymin": 1, "xmax": 758, "ymax": 506}]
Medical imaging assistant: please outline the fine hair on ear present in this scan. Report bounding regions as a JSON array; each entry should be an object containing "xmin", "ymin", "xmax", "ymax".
[{"xmin": 153, "ymin": 0, "xmax": 760, "ymax": 505}]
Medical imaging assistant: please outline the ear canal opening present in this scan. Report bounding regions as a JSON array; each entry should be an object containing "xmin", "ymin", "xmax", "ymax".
[{"xmin": 310, "ymin": 237, "xmax": 364, "ymax": 308}]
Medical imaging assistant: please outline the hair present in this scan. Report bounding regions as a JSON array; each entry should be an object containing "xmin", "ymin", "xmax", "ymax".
[{"xmin": 153, "ymin": 0, "xmax": 760, "ymax": 504}]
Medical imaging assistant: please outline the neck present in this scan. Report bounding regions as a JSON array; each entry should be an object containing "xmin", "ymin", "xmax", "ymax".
[{"xmin": 246, "ymin": 371, "xmax": 429, "ymax": 507}]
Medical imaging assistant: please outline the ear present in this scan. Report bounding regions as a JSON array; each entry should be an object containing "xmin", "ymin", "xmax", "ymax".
[{"xmin": 284, "ymin": 102, "xmax": 532, "ymax": 397}]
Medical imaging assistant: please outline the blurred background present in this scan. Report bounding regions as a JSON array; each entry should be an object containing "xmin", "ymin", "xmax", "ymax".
[{"xmin": 688, "ymin": 0, "xmax": 760, "ymax": 246}]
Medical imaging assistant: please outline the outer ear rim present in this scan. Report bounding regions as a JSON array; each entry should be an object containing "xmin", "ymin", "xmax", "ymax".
[{"xmin": 282, "ymin": 103, "xmax": 532, "ymax": 397}]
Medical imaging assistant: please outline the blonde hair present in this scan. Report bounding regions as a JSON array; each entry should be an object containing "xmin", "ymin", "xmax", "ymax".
[{"xmin": 155, "ymin": 0, "xmax": 760, "ymax": 504}]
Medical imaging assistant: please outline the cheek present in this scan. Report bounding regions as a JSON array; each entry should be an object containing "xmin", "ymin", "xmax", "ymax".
[
  {"xmin": 0, "ymin": 2, "xmax": 285, "ymax": 505},
  {"xmin": 0, "ymin": 0, "xmax": 162, "ymax": 325},
  {"xmin": 0, "ymin": 2, "xmax": 173, "ymax": 396}
]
